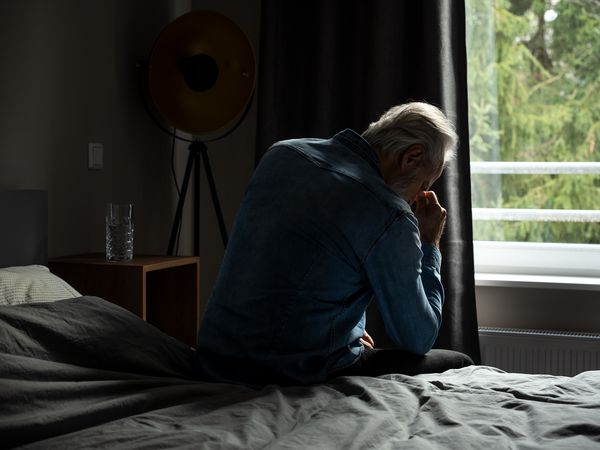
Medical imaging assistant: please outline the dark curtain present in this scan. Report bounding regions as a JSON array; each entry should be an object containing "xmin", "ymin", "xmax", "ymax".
[{"xmin": 255, "ymin": 0, "xmax": 481, "ymax": 363}]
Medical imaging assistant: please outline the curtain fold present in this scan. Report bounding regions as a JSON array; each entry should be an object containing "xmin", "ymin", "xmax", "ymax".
[{"xmin": 255, "ymin": 0, "xmax": 481, "ymax": 363}]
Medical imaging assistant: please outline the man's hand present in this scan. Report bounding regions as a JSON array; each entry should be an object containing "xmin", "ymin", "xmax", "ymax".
[
  {"xmin": 415, "ymin": 191, "xmax": 447, "ymax": 248},
  {"xmin": 360, "ymin": 330, "xmax": 375, "ymax": 349}
]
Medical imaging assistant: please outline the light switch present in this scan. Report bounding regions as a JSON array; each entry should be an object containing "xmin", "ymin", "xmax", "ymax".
[{"xmin": 88, "ymin": 142, "xmax": 103, "ymax": 170}]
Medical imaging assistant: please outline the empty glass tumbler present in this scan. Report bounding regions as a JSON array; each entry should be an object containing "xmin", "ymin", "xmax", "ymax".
[{"xmin": 105, "ymin": 203, "xmax": 134, "ymax": 261}]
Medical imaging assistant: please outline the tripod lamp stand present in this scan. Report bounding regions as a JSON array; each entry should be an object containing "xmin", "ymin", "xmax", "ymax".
[{"xmin": 141, "ymin": 11, "xmax": 256, "ymax": 255}]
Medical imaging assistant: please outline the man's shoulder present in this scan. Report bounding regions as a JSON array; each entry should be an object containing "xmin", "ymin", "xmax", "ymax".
[
  {"xmin": 269, "ymin": 129, "xmax": 366, "ymax": 155},
  {"xmin": 272, "ymin": 136, "xmax": 329, "ymax": 147},
  {"xmin": 264, "ymin": 136, "xmax": 411, "ymax": 215},
  {"xmin": 268, "ymin": 136, "xmax": 334, "ymax": 155}
]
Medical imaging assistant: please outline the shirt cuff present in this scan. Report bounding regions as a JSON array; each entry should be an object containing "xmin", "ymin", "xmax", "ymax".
[{"xmin": 421, "ymin": 243, "xmax": 442, "ymax": 273}]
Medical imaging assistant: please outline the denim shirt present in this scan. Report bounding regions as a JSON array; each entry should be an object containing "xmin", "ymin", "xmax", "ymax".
[{"xmin": 195, "ymin": 129, "xmax": 444, "ymax": 386}]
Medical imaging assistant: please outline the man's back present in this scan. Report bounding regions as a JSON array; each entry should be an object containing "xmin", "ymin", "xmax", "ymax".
[{"xmin": 195, "ymin": 129, "xmax": 411, "ymax": 385}]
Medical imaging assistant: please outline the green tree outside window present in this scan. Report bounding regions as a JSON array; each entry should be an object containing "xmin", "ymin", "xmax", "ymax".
[{"xmin": 466, "ymin": 0, "xmax": 600, "ymax": 244}]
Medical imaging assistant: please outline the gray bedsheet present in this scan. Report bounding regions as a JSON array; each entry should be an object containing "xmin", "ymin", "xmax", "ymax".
[{"xmin": 1, "ymin": 297, "xmax": 600, "ymax": 449}]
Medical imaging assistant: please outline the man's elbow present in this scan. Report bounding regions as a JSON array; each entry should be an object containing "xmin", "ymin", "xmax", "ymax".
[
  {"xmin": 405, "ymin": 323, "xmax": 440, "ymax": 355},
  {"xmin": 407, "ymin": 339, "xmax": 435, "ymax": 356}
]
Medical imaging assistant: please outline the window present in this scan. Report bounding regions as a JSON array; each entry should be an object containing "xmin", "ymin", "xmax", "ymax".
[{"xmin": 465, "ymin": 0, "xmax": 600, "ymax": 280}]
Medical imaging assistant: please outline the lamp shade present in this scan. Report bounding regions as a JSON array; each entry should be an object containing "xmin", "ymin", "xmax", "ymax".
[{"xmin": 148, "ymin": 11, "xmax": 256, "ymax": 135}]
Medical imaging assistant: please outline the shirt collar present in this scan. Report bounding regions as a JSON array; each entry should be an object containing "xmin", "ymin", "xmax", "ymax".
[{"xmin": 332, "ymin": 129, "xmax": 382, "ymax": 177}]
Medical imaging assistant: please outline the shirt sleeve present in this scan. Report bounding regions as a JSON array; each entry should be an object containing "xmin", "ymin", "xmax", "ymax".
[{"xmin": 363, "ymin": 212, "xmax": 444, "ymax": 354}]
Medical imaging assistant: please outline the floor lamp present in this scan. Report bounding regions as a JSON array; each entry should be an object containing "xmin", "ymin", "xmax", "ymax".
[{"xmin": 139, "ymin": 11, "xmax": 256, "ymax": 255}]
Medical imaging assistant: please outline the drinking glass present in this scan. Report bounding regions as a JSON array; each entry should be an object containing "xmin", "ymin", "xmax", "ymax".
[{"xmin": 105, "ymin": 203, "xmax": 134, "ymax": 261}]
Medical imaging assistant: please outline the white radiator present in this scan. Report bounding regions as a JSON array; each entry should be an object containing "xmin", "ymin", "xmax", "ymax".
[{"xmin": 479, "ymin": 327, "xmax": 600, "ymax": 376}]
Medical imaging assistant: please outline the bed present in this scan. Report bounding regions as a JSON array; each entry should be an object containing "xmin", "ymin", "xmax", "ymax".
[{"xmin": 2, "ymin": 190, "xmax": 600, "ymax": 449}]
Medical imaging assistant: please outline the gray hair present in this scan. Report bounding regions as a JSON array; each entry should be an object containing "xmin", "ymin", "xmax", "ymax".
[{"xmin": 361, "ymin": 102, "xmax": 458, "ymax": 187}]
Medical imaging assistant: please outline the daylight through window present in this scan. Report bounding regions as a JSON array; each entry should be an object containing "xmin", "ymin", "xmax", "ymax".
[{"xmin": 465, "ymin": 0, "xmax": 600, "ymax": 246}]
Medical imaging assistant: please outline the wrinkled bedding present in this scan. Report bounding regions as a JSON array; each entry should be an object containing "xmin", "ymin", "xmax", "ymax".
[{"xmin": 1, "ymin": 297, "xmax": 600, "ymax": 449}]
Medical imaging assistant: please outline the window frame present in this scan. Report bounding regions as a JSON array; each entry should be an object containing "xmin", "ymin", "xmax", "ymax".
[{"xmin": 470, "ymin": 161, "xmax": 600, "ymax": 282}]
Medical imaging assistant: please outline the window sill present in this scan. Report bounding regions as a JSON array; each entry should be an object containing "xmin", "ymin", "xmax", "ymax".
[
  {"xmin": 474, "ymin": 241, "xmax": 600, "ymax": 279},
  {"xmin": 475, "ymin": 273, "xmax": 600, "ymax": 292}
]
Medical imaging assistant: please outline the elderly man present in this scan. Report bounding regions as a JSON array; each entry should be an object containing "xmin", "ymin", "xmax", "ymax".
[{"xmin": 195, "ymin": 102, "xmax": 473, "ymax": 386}]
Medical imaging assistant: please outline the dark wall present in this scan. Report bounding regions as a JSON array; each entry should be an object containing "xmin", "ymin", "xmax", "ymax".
[{"xmin": 0, "ymin": 0, "xmax": 175, "ymax": 257}]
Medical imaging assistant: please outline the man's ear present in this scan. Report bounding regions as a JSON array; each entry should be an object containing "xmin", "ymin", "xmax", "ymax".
[{"xmin": 399, "ymin": 144, "xmax": 424, "ymax": 170}]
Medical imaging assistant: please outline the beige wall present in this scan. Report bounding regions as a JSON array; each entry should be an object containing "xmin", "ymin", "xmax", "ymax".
[{"xmin": 476, "ymin": 284, "xmax": 600, "ymax": 333}]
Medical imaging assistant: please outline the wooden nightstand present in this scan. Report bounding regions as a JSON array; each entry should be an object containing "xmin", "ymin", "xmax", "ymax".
[{"xmin": 48, "ymin": 254, "xmax": 200, "ymax": 347}]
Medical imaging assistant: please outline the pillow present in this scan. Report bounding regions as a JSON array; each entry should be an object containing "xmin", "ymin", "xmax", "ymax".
[{"xmin": 0, "ymin": 265, "xmax": 81, "ymax": 305}]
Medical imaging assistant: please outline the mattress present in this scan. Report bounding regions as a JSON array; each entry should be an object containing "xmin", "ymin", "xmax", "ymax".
[{"xmin": 1, "ymin": 296, "xmax": 599, "ymax": 449}]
